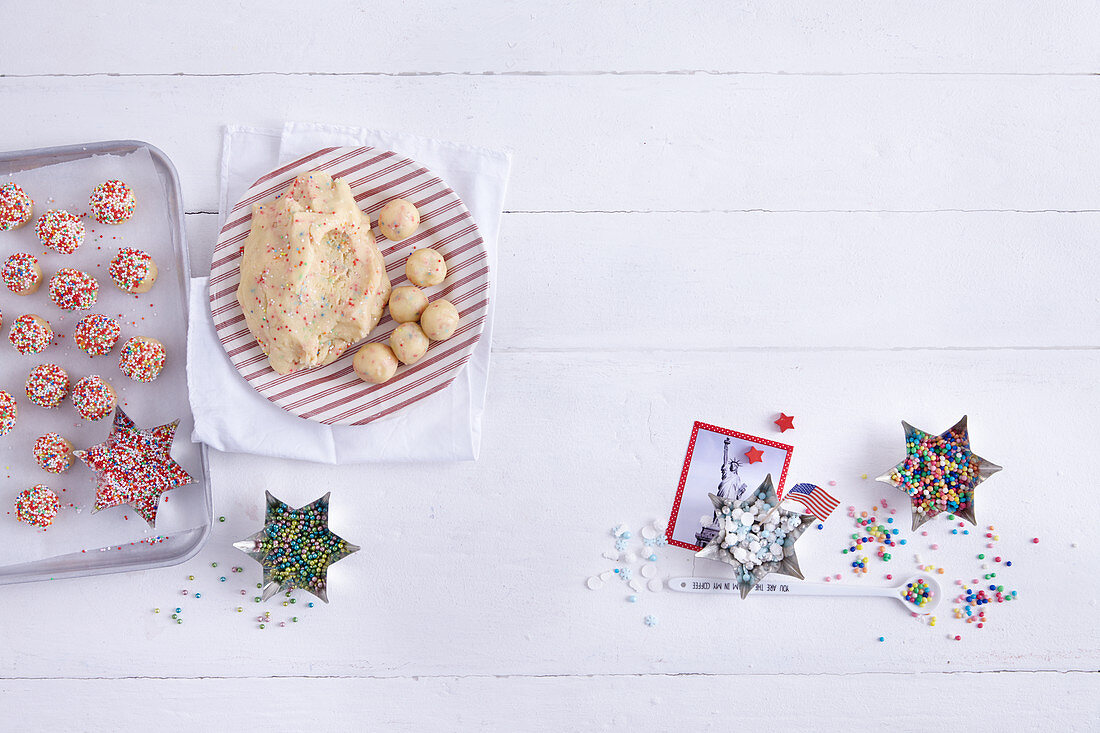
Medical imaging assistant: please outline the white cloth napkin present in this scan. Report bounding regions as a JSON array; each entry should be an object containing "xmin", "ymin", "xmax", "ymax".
[{"xmin": 186, "ymin": 123, "xmax": 511, "ymax": 463}]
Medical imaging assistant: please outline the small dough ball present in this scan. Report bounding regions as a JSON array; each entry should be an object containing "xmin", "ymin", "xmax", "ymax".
[
  {"xmin": 119, "ymin": 336, "xmax": 166, "ymax": 382},
  {"xmin": 377, "ymin": 198, "xmax": 420, "ymax": 241},
  {"xmin": 353, "ymin": 343, "xmax": 399, "ymax": 384},
  {"xmin": 2, "ymin": 253, "xmax": 42, "ymax": 295},
  {"xmin": 405, "ymin": 248, "xmax": 446, "ymax": 287},
  {"xmin": 389, "ymin": 322, "xmax": 429, "ymax": 365},
  {"xmin": 49, "ymin": 268, "xmax": 98, "ymax": 311},
  {"xmin": 420, "ymin": 300, "xmax": 460, "ymax": 341},
  {"xmin": 35, "ymin": 209, "xmax": 84, "ymax": 254},
  {"xmin": 388, "ymin": 285, "xmax": 428, "ymax": 323},
  {"xmin": 0, "ymin": 182, "xmax": 33, "ymax": 231},
  {"xmin": 109, "ymin": 248, "xmax": 158, "ymax": 293},
  {"xmin": 15, "ymin": 484, "xmax": 59, "ymax": 527},
  {"xmin": 8, "ymin": 314, "xmax": 53, "ymax": 355},
  {"xmin": 89, "ymin": 180, "xmax": 136, "ymax": 225},
  {"xmin": 33, "ymin": 433, "xmax": 74, "ymax": 474},
  {"xmin": 70, "ymin": 375, "xmax": 116, "ymax": 421},
  {"xmin": 0, "ymin": 390, "xmax": 16, "ymax": 435}
]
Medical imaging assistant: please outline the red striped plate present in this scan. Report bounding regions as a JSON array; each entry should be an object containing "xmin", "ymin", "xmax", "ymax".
[{"xmin": 208, "ymin": 146, "xmax": 489, "ymax": 425}]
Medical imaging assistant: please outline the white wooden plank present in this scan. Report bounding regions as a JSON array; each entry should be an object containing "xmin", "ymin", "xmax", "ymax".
[
  {"xmin": 0, "ymin": 350, "xmax": 1094, "ymax": 678},
  {"xmin": 4, "ymin": 75, "xmax": 1097, "ymax": 213},
  {"xmin": 5, "ymin": 2, "xmax": 1100, "ymax": 75},
  {"xmin": 1, "ymin": 672, "xmax": 1096, "ymax": 731},
  {"xmin": 186, "ymin": 210, "xmax": 1100, "ymax": 349}
]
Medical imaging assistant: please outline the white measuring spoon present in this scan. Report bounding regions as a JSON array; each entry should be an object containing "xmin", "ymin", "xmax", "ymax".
[{"xmin": 667, "ymin": 572, "xmax": 942, "ymax": 612}]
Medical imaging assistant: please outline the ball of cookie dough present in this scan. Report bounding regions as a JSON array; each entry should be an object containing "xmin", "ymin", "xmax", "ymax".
[
  {"xmin": 2, "ymin": 253, "xmax": 42, "ymax": 295},
  {"xmin": 388, "ymin": 285, "xmax": 429, "ymax": 323},
  {"xmin": 389, "ymin": 322, "xmax": 429, "ymax": 365},
  {"xmin": 353, "ymin": 343, "xmax": 399, "ymax": 385},
  {"xmin": 109, "ymin": 248, "xmax": 158, "ymax": 293},
  {"xmin": 377, "ymin": 198, "xmax": 420, "ymax": 242},
  {"xmin": 420, "ymin": 300, "xmax": 460, "ymax": 341},
  {"xmin": 405, "ymin": 248, "xmax": 446, "ymax": 287},
  {"xmin": 0, "ymin": 182, "xmax": 33, "ymax": 231}
]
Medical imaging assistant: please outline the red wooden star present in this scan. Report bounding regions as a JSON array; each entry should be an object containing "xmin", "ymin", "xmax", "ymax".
[
  {"xmin": 745, "ymin": 446, "xmax": 765, "ymax": 464},
  {"xmin": 775, "ymin": 413, "xmax": 795, "ymax": 432}
]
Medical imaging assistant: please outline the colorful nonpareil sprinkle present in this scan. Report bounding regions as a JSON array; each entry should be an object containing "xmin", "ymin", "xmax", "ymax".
[
  {"xmin": 2, "ymin": 253, "xmax": 41, "ymax": 294},
  {"xmin": 0, "ymin": 390, "xmax": 17, "ymax": 435},
  {"xmin": 0, "ymin": 182, "xmax": 33, "ymax": 231},
  {"xmin": 49, "ymin": 268, "xmax": 98, "ymax": 311},
  {"xmin": 15, "ymin": 484, "xmax": 59, "ymax": 528},
  {"xmin": 118, "ymin": 336, "xmax": 166, "ymax": 382},
  {"xmin": 89, "ymin": 180, "xmax": 136, "ymax": 225},
  {"xmin": 904, "ymin": 578, "xmax": 933, "ymax": 608},
  {"xmin": 234, "ymin": 492, "xmax": 359, "ymax": 603},
  {"xmin": 74, "ymin": 407, "xmax": 193, "ymax": 526},
  {"xmin": 70, "ymin": 375, "xmax": 115, "ymax": 421},
  {"xmin": 8, "ymin": 314, "xmax": 53, "ymax": 354},
  {"xmin": 25, "ymin": 363, "xmax": 70, "ymax": 408},
  {"xmin": 880, "ymin": 417, "xmax": 1000, "ymax": 528},
  {"xmin": 108, "ymin": 247, "xmax": 154, "ymax": 292},
  {"xmin": 33, "ymin": 432, "xmax": 74, "ymax": 473},
  {"xmin": 73, "ymin": 313, "xmax": 121, "ymax": 356},
  {"xmin": 35, "ymin": 209, "xmax": 84, "ymax": 254}
]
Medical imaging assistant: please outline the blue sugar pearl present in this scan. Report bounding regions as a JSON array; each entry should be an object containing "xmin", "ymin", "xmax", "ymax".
[
  {"xmin": 622, "ymin": 532, "xmax": 632, "ymax": 540},
  {"xmin": 816, "ymin": 524, "xmax": 823, "ymax": 530},
  {"xmin": 963, "ymin": 530, "xmax": 969, "ymax": 535},
  {"xmin": 628, "ymin": 595, "xmax": 637, "ymax": 603},
  {"xmin": 878, "ymin": 637, "xmax": 885, "ymax": 642},
  {"xmin": 899, "ymin": 539, "xmax": 907, "ymax": 545},
  {"xmin": 308, "ymin": 602, "xmax": 315, "ymax": 608},
  {"xmin": 887, "ymin": 518, "xmax": 893, "ymax": 524},
  {"xmin": 989, "ymin": 585, "xmax": 996, "ymax": 591},
  {"xmin": 175, "ymin": 607, "xmax": 181, "ymax": 613},
  {"xmin": 891, "ymin": 529, "xmax": 899, "ymax": 535},
  {"xmin": 194, "ymin": 593, "xmax": 202, "ymax": 599},
  {"xmin": 1006, "ymin": 561, "xmax": 1012, "ymax": 567},
  {"xmin": 952, "ymin": 529, "xmax": 958, "ymax": 534}
]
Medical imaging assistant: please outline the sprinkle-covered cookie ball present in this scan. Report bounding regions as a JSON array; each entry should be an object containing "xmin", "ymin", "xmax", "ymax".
[
  {"xmin": 377, "ymin": 198, "xmax": 421, "ymax": 242},
  {"xmin": 420, "ymin": 299, "xmax": 460, "ymax": 341},
  {"xmin": 108, "ymin": 247, "xmax": 158, "ymax": 293},
  {"xmin": 35, "ymin": 209, "xmax": 84, "ymax": 254},
  {"xmin": 388, "ymin": 285, "xmax": 429, "ymax": 323},
  {"xmin": 0, "ymin": 390, "xmax": 17, "ymax": 435},
  {"xmin": 353, "ymin": 343, "xmax": 399, "ymax": 385},
  {"xmin": 8, "ymin": 314, "xmax": 53, "ymax": 354},
  {"xmin": 389, "ymin": 322, "xmax": 429, "ymax": 365},
  {"xmin": 73, "ymin": 313, "xmax": 121, "ymax": 356},
  {"xmin": 405, "ymin": 248, "xmax": 446, "ymax": 287},
  {"xmin": 118, "ymin": 336, "xmax": 166, "ymax": 382},
  {"xmin": 2, "ymin": 253, "xmax": 43, "ymax": 295},
  {"xmin": 25, "ymin": 363, "xmax": 69, "ymax": 408},
  {"xmin": 0, "ymin": 182, "xmax": 33, "ymax": 231},
  {"xmin": 33, "ymin": 433, "xmax": 74, "ymax": 474},
  {"xmin": 49, "ymin": 268, "xmax": 98, "ymax": 311},
  {"xmin": 15, "ymin": 485, "xmax": 59, "ymax": 528},
  {"xmin": 89, "ymin": 180, "xmax": 136, "ymax": 225},
  {"xmin": 71, "ymin": 375, "xmax": 116, "ymax": 421}
]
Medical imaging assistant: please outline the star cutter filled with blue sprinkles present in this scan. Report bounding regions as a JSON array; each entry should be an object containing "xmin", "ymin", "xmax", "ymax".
[
  {"xmin": 876, "ymin": 415, "xmax": 1002, "ymax": 531},
  {"xmin": 234, "ymin": 491, "xmax": 359, "ymax": 603},
  {"xmin": 695, "ymin": 474, "xmax": 814, "ymax": 599}
]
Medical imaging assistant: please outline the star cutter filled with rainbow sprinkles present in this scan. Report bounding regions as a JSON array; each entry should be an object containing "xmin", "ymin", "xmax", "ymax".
[
  {"xmin": 234, "ymin": 491, "xmax": 359, "ymax": 603},
  {"xmin": 876, "ymin": 415, "xmax": 1002, "ymax": 531},
  {"xmin": 695, "ymin": 474, "xmax": 814, "ymax": 599},
  {"xmin": 74, "ymin": 407, "xmax": 194, "ymax": 527}
]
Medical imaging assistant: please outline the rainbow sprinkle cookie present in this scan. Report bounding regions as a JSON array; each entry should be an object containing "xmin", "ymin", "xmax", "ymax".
[
  {"xmin": 0, "ymin": 182, "xmax": 33, "ymax": 231},
  {"xmin": 49, "ymin": 268, "xmax": 98, "ymax": 311},
  {"xmin": 35, "ymin": 209, "xmax": 84, "ymax": 254},
  {"xmin": 109, "ymin": 247, "xmax": 157, "ymax": 293},
  {"xmin": 25, "ymin": 363, "xmax": 70, "ymax": 408},
  {"xmin": 74, "ymin": 407, "xmax": 192, "ymax": 527},
  {"xmin": 73, "ymin": 313, "xmax": 121, "ymax": 356},
  {"xmin": 33, "ymin": 433, "xmax": 74, "ymax": 474},
  {"xmin": 89, "ymin": 180, "xmax": 136, "ymax": 225},
  {"xmin": 2, "ymin": 253, "xmax": 42, "ymax": 295},
  {"xmin": 0, "ymin": 390, "xmax": 17, "ymax": 435},
  {"xmin": 119, "ymin": 336, "xmax": 166, "ymax": 382},
  {"xmin": 15, "ymin": 485, "xmax": 59, "ymax": 528},
  {"xmin": 8, "ymin": 314, "xmax": 53, "ymax": 354},
  {"xmin": 70, "ymin": 375, "xmax": 116, "ymax": 421}
]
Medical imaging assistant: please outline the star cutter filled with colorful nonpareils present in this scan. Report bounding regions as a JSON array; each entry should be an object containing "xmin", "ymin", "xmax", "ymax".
[
  {"xmin": 876, "ymin": 415, "xmax": 1001, "ymax": 530},
  {"xmin": 234, "ymin": 491, "xmax": 359, "ymax": 603},
  {"xmin": 74, "ymin": 407, "xmax": 194, "ymax": 527},
  {"xmin": 695, "ymin": 474, "xmax": 815, "ymax": 598}
]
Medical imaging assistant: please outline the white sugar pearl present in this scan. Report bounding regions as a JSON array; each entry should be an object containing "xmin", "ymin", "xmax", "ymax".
[
  {"xmin": 640, "ymin": 564, "xmax": 656, "ymax": 579},
  {"xmin": 586, "ymin": 577, "xmax": 603, "ymax": 590},
  {"xmin": 769, "ymin": 542, "xmax": 783, "ymax": 555},
  {"xmin": 740, "ymin": 512, "xmax": 754, "ymax": 526},
  {"xmin": 647, "ymin": 578, "xmax": 664, "ymax": 592}
]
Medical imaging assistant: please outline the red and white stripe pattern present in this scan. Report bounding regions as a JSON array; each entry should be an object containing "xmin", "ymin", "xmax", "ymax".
[
  {"xmin": 782, "ymin": 483, "xmax": 839, "ymax": 520},
  {"xmin": 208, "ymin": 147, "xmax": 490, "ymax": 425}
]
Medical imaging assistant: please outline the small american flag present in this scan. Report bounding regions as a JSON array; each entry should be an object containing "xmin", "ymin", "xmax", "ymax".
[{"xmin": 783, "ymin": 483, "xmax": 838, "ymax": 520}]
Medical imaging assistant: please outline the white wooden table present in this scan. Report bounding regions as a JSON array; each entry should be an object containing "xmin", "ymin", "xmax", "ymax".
[{"xmin": 2, "ymin": 4, "xmax": 1098, "ymax": 729}]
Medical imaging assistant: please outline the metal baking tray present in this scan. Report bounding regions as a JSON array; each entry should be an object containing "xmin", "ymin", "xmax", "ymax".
[{"xmin": 0, "ymin": 140, "xmax": 211, "ymax": 584}]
